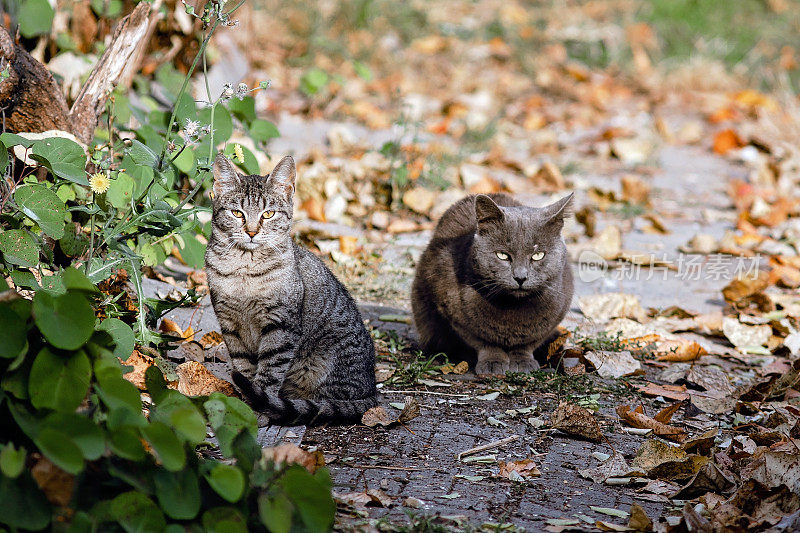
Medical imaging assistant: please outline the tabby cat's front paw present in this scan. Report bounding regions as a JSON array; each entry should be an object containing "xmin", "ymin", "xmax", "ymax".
[
  {"xmin": 475, "ymin": 359, "xmax": 509, "ymax": 376},
  {"xmin": 508, "ymin": 357, "xmax": 540, "ymax": 373}
]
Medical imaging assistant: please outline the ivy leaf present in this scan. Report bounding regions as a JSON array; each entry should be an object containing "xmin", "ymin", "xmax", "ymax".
[
  {"xmin": 43, "ymin": 413, "xmax": 105, "ymax": 460},
  {"xmin": 154, "ymin": 468, "xmax": 201, "ymax": 520},
  {"xmin": 0, "ymin": 305, "xmax": 28, "ymax": 359},
  {"xmin": 108, "ymin": 427, "xmax": 146, "ymax": 461},
  {"xmin": 249, "ymin": 119, "xmax": 280, "ymax": 143},
  {"xmin": 0, "ymin": 443, "xmax": 26, "ymax": 479},
  {"xmin": 34, "ymin": 427, "xmax": 84, "ymax": 474},
  {"xmin": 30, "ymin": 137, "xmax": 88, "ymax": 186},
  {"xmin": 32, "ymin": 291, "xmax": 95, "ymax": 350},
  {"xmin": 204, "ymin": 393, "xmax": 258, "ymax": 457},
  {"xmin": 0, "ymin": 229, "xmax": 40, "ymax": 267},
  {"xmin": 206, "ymin": 463, "xmax": 246, "ymax": 503},
  {"xmin": 279, "ymin": 466, "xmax": 335, "ymax": 532},
  {"xmin": 202, "ymin": 507, "xmax": 248, "ymax": 533},
  {"xmin": 141, "ymin": 421, "xmax": 186, "ymax": 472},
  {"xmin": 259, "ymin": 492, "xmax": 293, "ymax": 533},
  {"xmin": 28, "ymin": 347, "xmax": 91, "ymax": 412},
  {"xmin": 14, "ymin": 184, "xmax": 67, "ymax": 239},
  {"xmin": 97, "ymin": 318, "xmax": 135, "ymax": 359},
  {"xmin": 0, "ymin": 472, "xmax": 51, "ymax": 530},
  {"xmin": 111, "ymin": 492, "xmax": 166, "ymax": 533},
  {"xmin": 18, "ymin": 0, "xmax": 54, "ymax": 38}
]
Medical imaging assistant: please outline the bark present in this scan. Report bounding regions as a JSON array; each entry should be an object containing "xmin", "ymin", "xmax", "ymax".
[{"xmin": 0, "ymin": 2, "xmax": 156, "ymax": 144}]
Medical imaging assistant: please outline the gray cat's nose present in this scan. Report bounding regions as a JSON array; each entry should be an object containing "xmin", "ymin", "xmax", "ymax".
[{"xmin": 513, "ymin": 276, "xmax": 527, "ymax": 287}]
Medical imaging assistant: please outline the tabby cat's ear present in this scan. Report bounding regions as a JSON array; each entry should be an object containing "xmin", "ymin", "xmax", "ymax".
[
  {"xmin": 542, "ymin": 192, "xmax": 574, "ymax": 228},
  {"xmin": 267, "ymin": 155, "xmax": 296, "ymax": 202},
  {"xmin": 475, "ymin": 195, "xmax": 504, "ymax": 230},
  {"xmin": 213, "ymin": 153, "xmax": 240, "ymax": 196}
]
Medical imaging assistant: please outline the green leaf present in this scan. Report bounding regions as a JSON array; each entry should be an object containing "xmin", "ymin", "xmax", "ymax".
[
  {"xmin": 90, "ymin": 0, "xmax": 122, "ymax": 17},
  {"xmin": 279, "ymin": 466, "xmax": 335, "ymax": 532},
  {"xmin": 141, "ymin": 421, "xmax": 186, "ymax": 471},
  {"xmin": 0, "ymin": 229, "xmax": 39, "ymax": 267},
  {"xmin": 206, "ymin": 463, "xmax": 246, "ymax": 503},
  {"xmin": 227, "ymin": 96, "xmax": 256, "ymax": 124},
  {"xmin": 14, "ymin": 184, "xmax": 67, "ymax": 239},
  {"xmin": 29, "ymin": 348, "xmax": 91, "ymax": 412},
  {"xmin": 94, "ymin": 363, "xmax": 142, "ymax": 415},
  {"xmin": 299, "ymin": 68, "xmax": 329, "ymax": 96},
  {"xmin": 175, "ymin": 92, "xmax": 198, "ymax": 124},
  {"xmin": 198, "ymin": 106, "xmax": 234, "ymax": 145},
  {"xmin": 30, "ymin": 137, "xmax": 88, "ymax": 185},
  {"xmin": 0, "ymin": 472, "xmax": 51, "ymax": 530},
  {"xmin": 0, "ymin": 305, "xmax": 27, "ymax": 359},
  {"xmin": 249, "ymin": 119, "xmax": 280, "ymax": 143},
  {"xmin": 171, "ymin": 145, "xmax": 195, "ymax": 174},
  {"xmin": 35, "ymin": 427, "xmax": 84, "ymax": 474},
  {"xmin": 0, "ymin": 443, "xmax": 26, "ymax": 478},
  {"xmin": 126, "ymin": 140, "xmax": 158, "ymax": 169},
  {"xmin": 43, "ymin": 413, "xmax": 104, "ymax": 460},
  {"xmin": 97, "ymin": 318, "xmax": 135, "ymax": 359},
  {"xmin": 204, "ymin": 393, "xmax": 258, "ymax": 457},
  {"xmin": 177, "ymin": 232, "xmax": 206, "ymax": 269},
  {"xmin": 60, "ymin": 266, "xmax": 97, "ymax": 293},
  {"xmin": 19, "ymin": 0, "xmax": 54, "ymax": 37},
  {"xmin": 154, "ymin": 468, "xmax": 201, "ymax": 520},
  {"xmin": 108, "ymin": 427, "xmax": 146, "ymax": 461},
  {"xmin": 0, "ymin": 139, "xmax": 8, "ymax": 174},
  {"xmin": 59, "ymin": 222, "xmax": 89, "ymax": 258},
  {"xmin": 259, "ymin": 492, "xmax": 293, "ymax": 533},
  {"xmin": 107, "ymin": 172, "xmax": 135, "ymax": 209},
  {"xmin": 202, "ymin": 507, "xmax": 248, "ymax": 533},
  {"xmin": 111, "ymin": 492, "xmax": 166, "ymax": 533},
  {"xmin": 0, "ymin": 132, "xmax": 35, "ymax": 148},
  {"xmin": 144, "ymin": 365, "xmax": 168, "ymax": 404},
  {"xmin": 223, "ymin": 143, "xmax": 259, "ymax": 175},
  {"xmin": 33, "ymin": 291, "xmax": 95, "ymax": 350}
]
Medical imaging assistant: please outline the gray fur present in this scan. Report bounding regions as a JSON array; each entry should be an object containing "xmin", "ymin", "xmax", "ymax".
[
  {"xmin": 205, "ymin": 153, "xmax": 377, "ymax": 424},
  {"xmin": 411, "ymin": 193, "xmax": 574, "ymax": 375}
]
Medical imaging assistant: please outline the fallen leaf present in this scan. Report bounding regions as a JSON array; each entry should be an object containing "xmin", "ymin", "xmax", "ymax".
[
  {"xmin": 631, "ymin": 439, "xmax": 706, "ymax": 481},
  {"xmin": 627, "ymin": 503, "xmax": 652, "ymax": 532},
  {"xmin": 375, "ymin": 363, "xmax": 395, "ymax": 383},
  {"xmin": 362, "ymin": 406, "xmax": 394, "ymax": 427},
  {"xmin": 620, "ymin": 175, "xmax": 650, "ymax": 204},
  {"xmin": 579, "ymin": 293, "xmax": 647, "ymax": 322},
  {"xmin": 31, "ymin": 455, "xmax": 74, "ymax": 507},
  {"xmin": 159, "ymin": 318, "xmax": 194, "ymax": 343},
  {"xmin": 713, "ymin": 128, "xmax": 745, "ymax": 154},
  {"xmin": 584, "ymin": 350, "xmax": 641, "ymax": 378},
  {"xmin": 722, "ymin": 317, "xmax": 771, "ymax": 350},
  {"xmin": 199, "ymin": 331, "xmax": 223, "ymax": 349},
  {"xmin": 336, "ymin": 489, "xmax": 393, "ymax": 508},
  {"xmin": 261, "ymin": 443, "xmax": 323, "ymax": 473},
  {"xmin": 636, "ymin": 382, "xmax": 690, "ymax": 401},
  {"xmin": 175, "ymin": 361, "xmax": 236, "ymax": 397},
  {"xmin": 120, "ymin": 349, "xmax": 153, "ymax": 390},
  {"xmin": 398, "ymin": 396, "xmax": 420, "ymax": 424},
  {"xmin": 617, "ymin": 405, "xmax": 687, "ymax": 442},
  {"xmin": 498, "ymin": 459, "xmax": 541, "ymax": 480},
  {"xmin": 550, "ymin": 401, "xmax": 604, "ymax": 442},
  {"xmin": 653, "ymin": 401, "xmax": 682, "ymax": 424},
  {"xmin": 654, "ymin": 338, "xmax": 706, "ymax": 362},
  {"xmin": 579, "ymin": 453, "xmax": 633, "ymax": 483}
]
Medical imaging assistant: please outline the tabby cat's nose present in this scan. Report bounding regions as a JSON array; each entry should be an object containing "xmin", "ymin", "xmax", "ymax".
[{"xmin": 245, "ymin": 230, "xmax": 257, "ymax": 238}]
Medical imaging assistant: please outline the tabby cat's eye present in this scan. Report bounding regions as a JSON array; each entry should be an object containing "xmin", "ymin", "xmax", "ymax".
[
  {"xmin": 262, "ymin": 211, "xmax": 275, "ymax": 220},
  {"xmin": 532, "ymin": 251, "xmax": 545, "ymax": 261},
  {"xmin": 231, "ymin": 210, "xmax": 244, "ymax": 218},
  {"xmin": 495, "ymin": 251, "xmax": 510, "ymax": 261}
]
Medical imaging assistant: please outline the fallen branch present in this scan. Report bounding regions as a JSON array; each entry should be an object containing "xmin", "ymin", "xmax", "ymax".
[{"xmin": 456, "ymin": 435, "xmax": 520, "ymax": 461}]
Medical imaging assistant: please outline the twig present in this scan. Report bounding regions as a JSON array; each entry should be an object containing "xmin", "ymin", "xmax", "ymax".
[
  {"xmin": 340, "ymin": 463, "xmax": 423, "ymax": 472},
  {"xmin": 379, "ymin": 389, "xmax": 469, "ymax": 398},
  {"xmin": 456, "ymin": 435, "xmax": 520, "ymax": 461}
]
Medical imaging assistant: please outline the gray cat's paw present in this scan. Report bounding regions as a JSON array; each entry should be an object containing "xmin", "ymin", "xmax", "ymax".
[
  {"xmin": 508, "ymin": 358, "xmax": 540, "ymax": 373},
  {"xmin": 475, "ymin": 359, "xmax": 509, "ymax": 376}
]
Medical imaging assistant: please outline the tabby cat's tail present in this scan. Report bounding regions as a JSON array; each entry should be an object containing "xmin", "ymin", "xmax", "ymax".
[{"xmin": 232, "ymin": 372, "xmax": 377, "ymax": 425}]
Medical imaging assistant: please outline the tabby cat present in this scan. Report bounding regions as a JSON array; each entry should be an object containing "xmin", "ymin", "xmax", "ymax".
[
  {"xmin": 205, "ymin": 153, "xmax": 377, "ymax": 424},
  {"xmin": 411, "ymin": 193, "xmax": 574, "ymax": 375}
]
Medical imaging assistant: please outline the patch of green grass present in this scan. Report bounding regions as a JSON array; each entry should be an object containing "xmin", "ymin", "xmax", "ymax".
[
  {"xmin": 387, "ymin": 350, "xmax": 448, "ymax": 387},
  {"xmin": 572, "ymin": 330, "xmax": 627, "ymax": 352}
]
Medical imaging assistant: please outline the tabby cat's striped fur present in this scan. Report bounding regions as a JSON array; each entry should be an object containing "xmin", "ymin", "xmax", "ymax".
[{"xmin": 205, "ymin": 153, "xmax": 377, "ymax": 424}]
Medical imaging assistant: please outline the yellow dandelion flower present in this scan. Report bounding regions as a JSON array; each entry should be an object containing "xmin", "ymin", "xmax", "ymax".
[
  {"xmin": 233, "ymin": 143, "xmax": 244, "ymax": 164},
  {"xmin": 89, "ymin": 173, "xmax": 110, "ymax": 194}
]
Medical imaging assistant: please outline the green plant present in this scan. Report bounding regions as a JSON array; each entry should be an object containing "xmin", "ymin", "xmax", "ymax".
[
  {"xmin": 386, "ymin": 351, "xmax": 448, "ymax": 387},
  {"xmin": 572, "ymin": 330, "xmax": 626, "ymax": 352},
  {"xmin": 0, "ymin": 271, "xmax": 335, "ymax": 531}
]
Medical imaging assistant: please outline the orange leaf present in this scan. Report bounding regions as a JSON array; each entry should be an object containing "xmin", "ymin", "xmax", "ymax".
[
  {"xmin": 616, "ymin": 404, "xmax": 687, "ymax": 442},
  {"xmin": 713, "ymin": 129, "xmax": 745, "ymax": 155}
]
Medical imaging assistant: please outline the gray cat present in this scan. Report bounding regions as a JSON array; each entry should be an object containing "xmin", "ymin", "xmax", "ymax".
[
  {"xmin": 205, "ymin": 153, "xmax": 377, "ymax": 424},
  {"xmin": 411, "ymin": 193, "xmax": 574, "ymax": 375}
]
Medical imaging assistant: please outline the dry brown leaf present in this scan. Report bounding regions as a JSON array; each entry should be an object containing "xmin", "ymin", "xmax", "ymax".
[
  {"xmin": 159, "ymin": 318, "xmax": 194, "ymax": 343},
  {"xmin": 713, "ymin": 128, "xmax": 745, "ymax": 155},
  {"xmin": 498, "ymin": 459, "xmax": 541, "ymax": 480},
  {"xmin": 375, "ymin": 363, "xmax": 395, "ymax": 383},
  {"xmin": 578, "ymin": 292, "xmax": 647, "ymax": 322},
  {"xmin": 398, "ymin": 396, "xmax": 421, "ymax": 424},
  {"xmin": 617, "ymin": 404, "xmax": 687, "ymax": 442},
  {"xmin": 120, "ymin": 349, "xmax": 153, "ymax": 390},
  {"xmin": 533, "ymin": 162, "xmax": 565, "ymax": 192},
  {"xmin": 361, "ymin": 406, "xmax": 394, "ymax": 427},
  {"xmin": 199, "ymin": 331, "xmax": 223, "ymax": 349},
  {"xmin": 31, "ymin": 455, "xmax": 75, "ymax": 507},
  {"xmin": 336, "ymin": 489, "xmax": 393, "ymax": 508},
  {"xmin": 440, "ymin": 360, "xmax": 469, "ymax": 375},
  {"xmin": 261, "ymin": 443, "xmax": 323, "ymax": 473},
  {"xmin": 620, "ymin": 175, "xmax": 650, "ymax": 204},
  {"xmin": 300, "ymin": 197, "xmax": 326, "ymax": 222},
  {"xmin": 175, "ymin": 361, "xmax": 236, "ymax": 397},
  {"xmin": 637, "ymin": 382, "xmax": 690, "ymax": 401},
  {"xmin": 654, "ymin": 339, "xmax": 706, "ymax": 362},
  {"xmin": 584, "ymin": 350, "xmax": 642, "ymax": 378},
  {"xmin": 722, "ymin": 272, "xmax": 769, "ymax": 304},
  {"xmin": 550, "ymin": 401, "xmax": 603, "ymax": 442},
  {"xmin": 653, "ymin": 401, "xmax": 683, "ymax": 424},
  {"xmin": 627, "ymin": 503, "xmax": 653, "ymax": 532}
]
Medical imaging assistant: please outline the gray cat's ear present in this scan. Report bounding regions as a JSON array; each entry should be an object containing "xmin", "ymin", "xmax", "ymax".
[
  {"xmin": 542, "ymin": 193, "xmax": 574, "ymax": 227},
  {"xmin": 475, "ymin": 195, "xmax": 504, "ymax": 229},
  {"xmin": 213, "ymin": 153, "xmax": 240, "ymax": 196},
  {"xmin": 267, "ymin": 155, "xmax": 296, "ymax": 201}
]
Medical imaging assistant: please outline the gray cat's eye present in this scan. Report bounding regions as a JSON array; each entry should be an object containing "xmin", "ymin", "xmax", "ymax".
[
  {"xmin": 532, "ymin": 251, "xmax": 545, "ymax": 261},
  {"xmin": 231, "ymin": 209, "xmax": 244, "ymax": 219},
  {"xmin": 262, "ymin": 211, "xmax": 275, "ymax": 220},
  {"xmin": 495, "ymin": 251, "xmax": 510, "ymax": 261}
]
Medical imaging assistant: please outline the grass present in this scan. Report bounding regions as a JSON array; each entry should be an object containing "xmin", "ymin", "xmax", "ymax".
[{"xmin": 572, "ymin": 330, "xmax": 627, "ymax": 352}]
